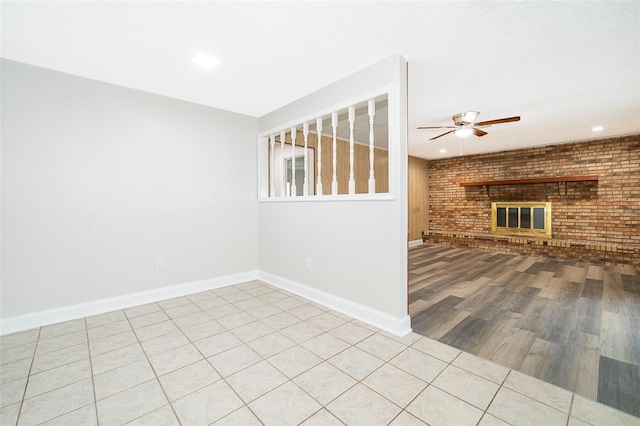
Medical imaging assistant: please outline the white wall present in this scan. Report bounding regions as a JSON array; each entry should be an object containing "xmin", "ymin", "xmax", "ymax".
[
  {"xmin": 257, "ymin": 55, "xmax": 409, "ymax": 328},
  {"xmin": 1, "ymin": 59, "xmax": 259, "ymax": 321}
]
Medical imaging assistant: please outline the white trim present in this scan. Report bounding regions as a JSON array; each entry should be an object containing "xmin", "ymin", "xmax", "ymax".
[
  {"xmin": 258, "ymin": 271, "xmax": 412, "ymax": 337},
  {"xmin": 1, "ymin": 269, "xmax": 413, "ymax": 337},
  {"xmin": 258, "ymin": 87, "xmax": 391, "ymax": 138},
  {"xmin": 408, "ymin": 239, "xmax": 424, "ymax": 248},
  {"xmin": 0, "ymin": 271, "xmax": 259, "ymax": 335},
  {"xmin": 258, "ymin": 193, "xmax": 394, "ymax": 203}
]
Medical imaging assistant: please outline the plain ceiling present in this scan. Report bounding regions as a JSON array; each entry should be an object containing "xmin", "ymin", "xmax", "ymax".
[{"xmin": 2, "ymin": 1, "xmax": 638, "ymax": 159}]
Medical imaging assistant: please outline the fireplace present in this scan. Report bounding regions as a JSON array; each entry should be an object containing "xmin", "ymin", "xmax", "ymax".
[{"xmin": 491, "ymin": 202, "xmax": 551, "ymax": 238}]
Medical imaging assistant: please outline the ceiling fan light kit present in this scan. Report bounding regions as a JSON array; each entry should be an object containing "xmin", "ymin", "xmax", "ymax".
[
  {"xmin": 454, "ymin": 128, "xmax": 473, "ymax": 138},
  {"xmin": 418, "ymin": 111, "xmax": 521, "ymax": 141}
]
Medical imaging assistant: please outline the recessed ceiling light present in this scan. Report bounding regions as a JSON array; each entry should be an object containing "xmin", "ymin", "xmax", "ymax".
[
  {"xmin": 591, "ymin": 126, "xmax": 604, "ymax": 131},
  {"xmin": 439, "ymin": 148, "xmax": 447, "ymax": 154},
  {"xmin": 191, "ymin": 52, "xmax": 220, "ymax": 69}
]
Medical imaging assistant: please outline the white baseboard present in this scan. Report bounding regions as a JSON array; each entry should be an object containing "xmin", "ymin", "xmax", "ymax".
[
  {"xmin": 1, "ymin": 269, "xmax": 412, "ymax": 338},
  {"xmin": 408, "ymin": 239, "xmax": 424, "ymax": 248},
  {"xmin": 258, "ymin": 271, "xmax": 412, "ymax": 337},
  {"xmin": 0, "ymin": 270, "xmax": 259, "ymax": 335}
]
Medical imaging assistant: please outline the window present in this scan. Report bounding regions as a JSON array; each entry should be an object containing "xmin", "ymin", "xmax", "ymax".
[{"xmin": 491, "ymin": 202, "xmax": 551, "ymax": 238}]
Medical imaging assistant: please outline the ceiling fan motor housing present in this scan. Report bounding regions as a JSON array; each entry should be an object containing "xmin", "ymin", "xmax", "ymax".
[{"xmin": 453, "ymin": 111, "xmax": 479, "ymax": 126}]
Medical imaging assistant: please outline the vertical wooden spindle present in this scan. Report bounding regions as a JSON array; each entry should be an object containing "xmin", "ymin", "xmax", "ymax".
[
  {"xmin": 316, "ymin": 118, "xmax": 323, "ymax": 196},
  {"xmin": 368, "ymin": 99, "xmax": 376, "ymax": 194},
  {"xmin": 348, "ymin": 106, "xmax": 356, "ymax": 195},
  {"xmin": 303, "ymin": 122, "xmax": 309, "ymax": 196},
  {"xmin": 269, "ymin": 134, "xmax": 275, "ymax": 197},
  {"xmin": 331, "ymin": 112, "xmax": 338, "ymax": 195},
  {"xmin": 280, "ymin": 130, "xmax": 286, "ymax": 197},
  {"xmin": 290, "ymin": 127, "xmax": 297, "ymax": 197}
]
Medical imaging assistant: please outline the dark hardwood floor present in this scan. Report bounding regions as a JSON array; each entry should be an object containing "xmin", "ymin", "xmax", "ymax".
[{"xmin": 409, "ymin": 244, "xmax": 640, "ymax": 418}]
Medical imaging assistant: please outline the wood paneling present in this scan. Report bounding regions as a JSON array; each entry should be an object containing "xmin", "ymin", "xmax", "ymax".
[
  {"xmin": 408, "ymin": 156, "xmax": 428, "ymax": 241},
  {"xmin": 277, "ymin": 131, "xmax": 388, "ymax": 195}
]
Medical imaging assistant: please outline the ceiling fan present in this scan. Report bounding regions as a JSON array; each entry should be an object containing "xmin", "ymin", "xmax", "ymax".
[{"xmin": 418, "ymin": 111, "xmax": 520, "ymax": 140}]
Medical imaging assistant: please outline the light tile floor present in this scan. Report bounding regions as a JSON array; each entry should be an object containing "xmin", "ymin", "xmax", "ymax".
[{"xmin": 1, "ymin": 281, "xmax": 639, "ymax": 425}]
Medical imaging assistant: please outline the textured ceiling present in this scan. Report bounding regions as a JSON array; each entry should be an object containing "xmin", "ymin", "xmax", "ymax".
[{"xmin": 2, "ymin": 1, "xmax": 638, "ymax": 159}]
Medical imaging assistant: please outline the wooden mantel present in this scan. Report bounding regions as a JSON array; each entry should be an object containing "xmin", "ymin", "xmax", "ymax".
[{"xmin": 460, "ymin": 175, "xmax": 599, "ymax": 187}]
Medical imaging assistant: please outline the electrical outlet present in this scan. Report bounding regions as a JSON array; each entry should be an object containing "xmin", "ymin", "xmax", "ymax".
[
  {"xmin": 305, "ymin": 258, "xmax": 312, "ymax": 271},
  {"xmin": 156, "ymin": 260, "xmax": 164, "ymax": 272}
]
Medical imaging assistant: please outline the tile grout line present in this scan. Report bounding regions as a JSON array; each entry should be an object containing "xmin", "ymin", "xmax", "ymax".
[
  {"xmin": 499, "ymin": 369, "xmax": 579, "ymax": 420},
  {"xmin": 85, "ymin": 303, "xmax": 182, "ymax": 423},
  {"xmin": 7, "ymin": 280, "xmax": 638, "ymax": 425},
  {"xmin": 323, "ymin": 332, "xmax": 452, "ymax": 425},
  {"xmin": 137, "ymin": 291, "xmax": 234, "ymax": 423},
  {"xmin": 84, "ymin": 316, "xmax": 100, "ymax": 426},
  {"xmin": 127, "ymin": 302, "xmax": 183, "ymax": 425},
  {"xmin": 12, "ymin": 326, "xmax": 41, "ymax": 426},
  {"xmin": 477, "ymin": 368, "xmax": 515, "ymax": 426},
  {"xmin": 222, "ymin": 286, "xmax": 356, "ymax": 424},
  {"xmin": 194, "ymin": 294, "xmax": 267, "ymax": 424},
  {"xmin": 153, "ymin": 290, "xmax": 270, "ymax": 421},
  {"xmin": 159, "ymin": 286, "xmax": 309, "ymax": 423},
  {"xmin": 15, "ymin": 322, "xmax": 94, "ymax": 425},
  {"xmin": 218, "ymin": 281, "xmax": 286, "ymax": 424},
  {"xmin": 566, "ymin": 393, "xmax": 575, "ymax": 426},
  {"xmin": 129, "ymin": 294, "xmax": 565, "ymax": 426},
  {"xmin": 416, "ymin": 345, "xmax": 494, "ymax": 425},
  {"xmin": 11, "ymin": 296, "xmax": 376, "ymax": 420},
  {"xmin": 378, "ymin": 345, "xmax": 431, "ymax": 425},
  {"xmin": 210, "ymin": 297, "xmax": 387, "ymax": 424},
  {"xmin": 201, "ymin": 288, "xmax": 268, "ymax": 425}
]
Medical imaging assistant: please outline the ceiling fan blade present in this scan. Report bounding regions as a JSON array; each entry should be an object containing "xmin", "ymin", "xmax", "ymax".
[
  {"xmin": 417, "ymin": 126, "xmax": 456, "ymax": 130},
  {"xmin": 476, "ymin": 116, "xmax": 520, "ymax": 126},
  {"xmin": 430, "ymin": 130, "xmax": 456, "ymax": 140},
  {"xmin": 473, "ymin": 128, "xmax": 488, "ymax": 137}
]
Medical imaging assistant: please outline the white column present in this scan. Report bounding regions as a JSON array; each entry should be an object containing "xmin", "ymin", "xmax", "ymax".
[
  {"xmin": 269, "ymin": 134, "xmax": 275, "ymax": 197},
  {"xmin": 368, "ymin": 99, "xmax": 376, "ymax": 194},
  {"xmin": 348, "ymin": 106, "xmax": 356, "ymax": 195},
  {"xmin": 280, "ymin": 130, "xmax": 286, "ymax": 197},
  {"xmin": 316, "ymin": 118, "xmax": 323, "ymax": 196},
  {"xmin": 303, "ymin": 122, "xmax": 309, "ymax": 196},
  {"xmin": 331, "ymin": 112, "xmax": 338, "ymax": 195},
  {"xmin": 290, "ymin": 127, "xmax": 297, "ymax": 197}
]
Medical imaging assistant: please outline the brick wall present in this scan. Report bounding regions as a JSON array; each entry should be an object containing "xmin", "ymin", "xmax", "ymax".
[{"xmin": 424, "ymin": 134, "xmax": 640, "ymax": 267}]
